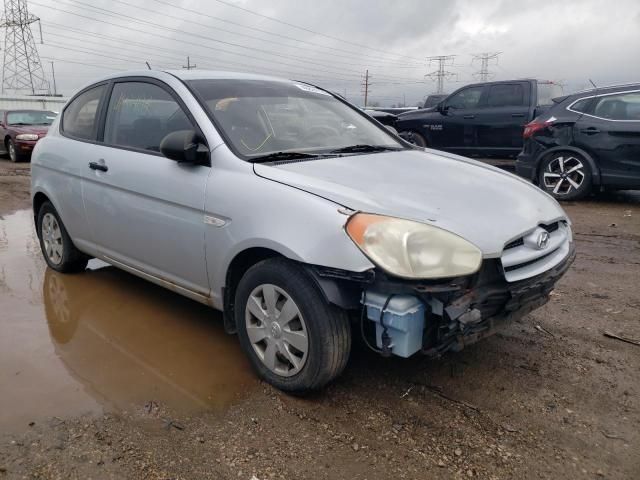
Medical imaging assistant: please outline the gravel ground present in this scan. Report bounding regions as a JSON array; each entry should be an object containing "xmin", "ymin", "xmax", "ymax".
[{"xmin": 0, "ymin": 158, "xmax": 638, "ymax": 479}]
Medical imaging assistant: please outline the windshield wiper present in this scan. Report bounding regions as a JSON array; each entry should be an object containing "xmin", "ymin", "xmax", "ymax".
[
  {"xmin": 329, "ymin": 144, "xmax": 402, "ymax": 154},
  {"xmin": 247, "ymin": 151, "xmax": 323, "ymax": 163},
  {"xmin": 9, "ymin": 122, "xmax": 28, "ymax": 126}
]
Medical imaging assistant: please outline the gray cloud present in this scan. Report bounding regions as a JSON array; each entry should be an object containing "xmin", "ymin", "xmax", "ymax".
[{"xmin": 25, "ymin": 0, "xmax": 640, "ymax": 105}]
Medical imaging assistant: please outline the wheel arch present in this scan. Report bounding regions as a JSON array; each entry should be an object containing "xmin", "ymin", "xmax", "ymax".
[
  {"xmin": 534, "ymin": 146, "xmax": 601, "ymax": 186},
  {"xmin": 222, "ymin": 247, "xmax": 285, "ymax": 334},
  {"xmin": 32, "ymin": 190, "xmax": 52, "ymax": 227}
]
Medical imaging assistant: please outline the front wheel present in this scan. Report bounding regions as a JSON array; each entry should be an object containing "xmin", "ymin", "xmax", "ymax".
[
  {"xmin": 235, "ymin": 258, "xmax": 351, "ymax": 392},
  {"xmin": 7, "ymin": 139, "xmax": 22, "ymax": 162},
  {"xmin": 538, "ymin": 152, "xmax": 592, "ymax": 200},
  {"xmin": 400, "ymin": 131, "xmax": 427, "ymax": 148}
]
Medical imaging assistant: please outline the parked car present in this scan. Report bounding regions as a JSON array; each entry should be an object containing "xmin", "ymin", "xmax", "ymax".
[
  {"xmin": 516, "ymin": 83, "xmax": 640, "ymax": 200},
  {"xmin": 396, "ymin": 79, "xmax": 563, "ymax": 156},
  {"xmin": 423, "ymin": 94, "xmax": 447, "ymax": 109},
  {"xmin": 31, "ymin": 70, "xmax": 574, "ymax": 392},
  {"xmin": 364, "ymin": 108, "xmax": 397, "ymax": 131},
  {"xmin": 0, "ymin": 109, "xmax": 57, "ymax": 162}
]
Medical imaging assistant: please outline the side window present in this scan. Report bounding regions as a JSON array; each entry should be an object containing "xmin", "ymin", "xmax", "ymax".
[
  {"xmin": 593, "ymin": 92, "xmax": 640, "ymax": 120},
  {"xmin": 569, "ymin": 97, "xmax": 592, "ymax": 113},
  {"xmin": 62, "ymin": 84, "xmax": 106, "ymax": 140},
  {"xmin": 446, "ymin": 86, "xmax": 484, "ymax": 110},
  {"xmin": 104, "ymin": 82, "xmax": 195, "ymax": 153},
  {"xmin": 486, "ymin": 84, "xmax": 525, "ymax": 107}
]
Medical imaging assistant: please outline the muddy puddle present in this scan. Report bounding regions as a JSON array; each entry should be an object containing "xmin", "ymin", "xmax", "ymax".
[{"xmin": 0, "ymin": 209, "xmax": 255, "ymax": 433}]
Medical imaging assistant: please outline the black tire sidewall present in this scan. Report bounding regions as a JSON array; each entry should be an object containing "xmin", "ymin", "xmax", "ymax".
[
  {"xmin": 538, "ymin": 153, "xmax": 592, "ymax": 201},
  {"xmin": 8, "ymin": 139, "xmax": 18, "ymax": 162},
  {"xmin": 37, "ymin": 202, "xmax": 86, "ymax": 273},
  {"xmin": 235, "ymin": 259, "xmax": 346, "ymax": 392},
  {"xmin": 411, "ymin": 131, "xmax": 427, "ymax": 147}
]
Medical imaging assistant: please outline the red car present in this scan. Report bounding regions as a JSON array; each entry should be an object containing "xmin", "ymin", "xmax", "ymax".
[{"xmin": 0, "ymin": 109, "xmax": 57, "ymax": 162}]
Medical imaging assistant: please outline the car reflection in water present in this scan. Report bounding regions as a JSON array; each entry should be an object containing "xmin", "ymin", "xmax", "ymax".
[{"xmin": 43, "ymin": 263, "xmax": 256, "ymax": 414}]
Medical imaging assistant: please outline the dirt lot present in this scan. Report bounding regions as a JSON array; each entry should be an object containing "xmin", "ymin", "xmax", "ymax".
[{"xmin": 0, "ymin": 158, "xmax": 638, "ymax": 479}]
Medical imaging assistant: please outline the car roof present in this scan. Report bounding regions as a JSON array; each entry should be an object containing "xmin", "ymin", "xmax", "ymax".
[
  {"xmin": 573, "ymin": 82, "xmax": 640, "ymax": 95},
  {"xmin": 83, "ymin": 69, "xmax": 294, "ymax": 86}
]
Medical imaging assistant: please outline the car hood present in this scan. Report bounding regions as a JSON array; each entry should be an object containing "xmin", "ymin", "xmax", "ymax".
[
  {"xmin": 11, "ymin": 125, "xmax": 49, "ymax": 135},
  {"xmin": 254, "ymin": 149, "xmax": 566, "ymax": 256}
]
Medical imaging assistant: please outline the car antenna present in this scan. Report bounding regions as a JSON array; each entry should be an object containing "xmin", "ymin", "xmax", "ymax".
[
  {"xmin": 145, "ymin": 61, "xmax": 152, "ymax": 70},
  {"xmin": 589, "ymin": 79, "xmax": 597, "ymax": 89}
]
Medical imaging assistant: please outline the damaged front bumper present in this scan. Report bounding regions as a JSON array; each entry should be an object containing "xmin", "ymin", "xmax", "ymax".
[{"xmin": 311, "ymin": 242, "xmax": 576, "ymax": 358}]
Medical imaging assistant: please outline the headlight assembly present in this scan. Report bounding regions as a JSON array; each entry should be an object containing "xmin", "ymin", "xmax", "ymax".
[
  {"xmin": 346, "ymin": 213, "xmax": 482, "ymax": 279},
  {"xmin": 16, "ymin": 134, "xmax": 39, "ymax": 141}
]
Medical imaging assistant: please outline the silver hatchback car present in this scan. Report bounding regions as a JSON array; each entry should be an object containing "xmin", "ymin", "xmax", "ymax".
[{"xmin": 31, "ymin": 70, "xmax": 575, "ymax": 392}]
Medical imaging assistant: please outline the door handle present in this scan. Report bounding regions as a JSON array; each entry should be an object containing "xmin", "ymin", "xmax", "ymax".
[
  {"xmin": 89, "ymin": 161, "xmax": 108, "ymax": 172},
  {"xmin": 580, "ymin": 127, "xmax": 600, "ymax": 135},
  {"xmin": 511, "ymin": 113, "xmax": 526, "ymax": 118},
  {"xmin": 463, "ymin": 114, "xmax": 475, "ymax": 119}
]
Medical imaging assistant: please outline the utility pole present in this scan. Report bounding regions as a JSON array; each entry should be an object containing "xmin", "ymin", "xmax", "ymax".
[
  {"xmin": 425, "ymin": 55, "xmax": 456, "ymax": 94},
  {"xmin": 361, "ymin": 69, "xmax": 371, "ymax": 107},
  {"xmin": 49, "ymin": 61, "xmax": 56, "ymax": 95},
  {"xmin": 0, "ymin": 0, "xmax": 49, "ymax": 94},
  {"xmin": 182, "ymin": 56, "xmax": 196, "ymax": 70},
  {"xmin": 472, "ymin": 52, "xmax": 501, "ymax": 81}
]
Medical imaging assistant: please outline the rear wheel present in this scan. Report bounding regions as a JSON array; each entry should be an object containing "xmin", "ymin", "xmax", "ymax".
[
  {"xmin": 538, "ymin": 152, "xmax": 592, "ymax": 200},
  {"xmin": 36, "ymin": 202, "xmax": 89, "ymax": 273},
  {"xmin": 235, "ymin": 258, "xmax": 351, "ymax": 392}
]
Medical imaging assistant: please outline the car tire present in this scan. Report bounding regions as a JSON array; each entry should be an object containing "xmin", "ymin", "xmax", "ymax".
[
  {"xmin": 37, "ymin": 201, "xmax": 89, "ymax": 273},
  {"xmin": 407, "ymin": 131, "xmax": 427, "ymax": 147},
  {"xmin": 538, "ymin": 152, "xmax": 592, "ymax": 200},
  {"xmin": 7, "ymin": 138, "xmax": 22, "ymax": 163},
  {"xmin": 235, "ymin": 258, "xmax": 351, "ymax": 393}
]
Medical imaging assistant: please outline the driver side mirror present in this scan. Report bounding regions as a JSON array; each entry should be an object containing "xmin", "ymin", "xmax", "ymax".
[
  {"xmin": 160, "ymin": 130, "xmax": 209, "ymax": 165},
  {"xmin": 437, "ymin": 103, "xmax": 449, "ymax": 115}
]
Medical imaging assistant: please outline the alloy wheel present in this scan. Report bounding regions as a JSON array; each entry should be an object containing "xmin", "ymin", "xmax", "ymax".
[
  {"xmin": 542, "ymin": 155, "xmax": 585, "ymax": 196},
  {"xmin": 245, "ymin": 283, "xmax": 308, "ymax": 377},
  {"xmin": 41, "ymin": 213, "xmax": 64, "ymax": 265}
]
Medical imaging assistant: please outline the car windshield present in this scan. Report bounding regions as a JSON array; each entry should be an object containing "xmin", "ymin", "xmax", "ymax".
[
  {"xmin": 7, "ymin": 110, "xmax": 57, "ymax": 126},
  {"xmin": 188, "ymin": 79, "xmax": 403, "ymax": 160}
]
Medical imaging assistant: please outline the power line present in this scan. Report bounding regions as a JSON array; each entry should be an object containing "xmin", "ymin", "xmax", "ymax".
[
  {"xmin": 31, "ymin": 0, "xmax": 426, "ymax": 83},
  {"xmin": 114, "ymin": 0, "xmax": 424, "ymax": 69},
  {"xmin": 0, "ymin": 0, "xmax": 49, "ymax": 93},
  {"xmin": 425, "ymin": 55, "xmax": 456, "ymax": 94},
  {"xmin": 207, "ymin": 0, "xmax": 425, "ymax": 63},
  {"xmin": 472, "ymin": 52, "xmax": 501, "ymax": 81}
]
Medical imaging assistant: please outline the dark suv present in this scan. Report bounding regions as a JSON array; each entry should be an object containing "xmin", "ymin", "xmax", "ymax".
[{"xmin": 516, "ymin": 83, "xmax": 640, "ymax": 200}]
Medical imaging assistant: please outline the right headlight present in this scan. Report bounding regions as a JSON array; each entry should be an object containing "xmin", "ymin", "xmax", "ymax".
[{"xmin": 345, "ymin": 213, "xmax": 482, "ymax": 279}]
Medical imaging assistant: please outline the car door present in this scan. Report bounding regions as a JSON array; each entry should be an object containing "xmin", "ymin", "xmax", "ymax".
[
  {"xmin": 476, "ymin": 82, "xmax": 530, "ymax": 156},
  {"xmin": 81, "ymin": 79, "xmax": 211, "ymax": 297},
  {"xmin": 574, "ymin": 90, "xmax": 640, "ymax": 187},
  {"xmin": 437, "ymin": 85, "xmax": 486, "ymax": 153}
]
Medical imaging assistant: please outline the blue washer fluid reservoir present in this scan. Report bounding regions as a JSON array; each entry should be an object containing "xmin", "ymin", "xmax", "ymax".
[{"xmin": 362, "ymin": 291, "xmax": 426, "ymax": 358}]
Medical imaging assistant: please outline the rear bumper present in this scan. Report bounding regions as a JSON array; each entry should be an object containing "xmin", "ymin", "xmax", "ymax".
[{"xmin": 515, "ymin": 152, "xmax": 536, "ymax": 181}]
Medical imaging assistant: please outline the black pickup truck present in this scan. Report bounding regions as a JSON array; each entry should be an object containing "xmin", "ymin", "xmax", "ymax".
[{"xmin": 396, "ymin": 79, "xmax": 563, "ymax": 157}]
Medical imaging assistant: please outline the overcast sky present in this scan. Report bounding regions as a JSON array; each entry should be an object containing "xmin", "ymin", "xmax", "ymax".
[{"xmin": 15, "ymin": 0, "xmax": 640, "ymax": 105}]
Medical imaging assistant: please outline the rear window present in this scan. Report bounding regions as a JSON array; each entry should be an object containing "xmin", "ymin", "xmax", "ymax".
[
  {"xmin": 537, "ymin": 82, "xmax": 564, "ymax": 106},
  {"xmin": 487, "ymin": 84, "xmax": 525, "ymax": 107},
  {"xmin": 62, "ymin": 84, "xmax": 106, "ymax": 140}
]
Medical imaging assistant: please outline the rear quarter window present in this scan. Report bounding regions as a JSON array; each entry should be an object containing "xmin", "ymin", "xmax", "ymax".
[
  {"xmin": 62, "ymin": 84, "xmax": 107, "ymax": 140},
  {"xmin": 568, "ymin": 97, "xmax": 592, "ymax": 113}
]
